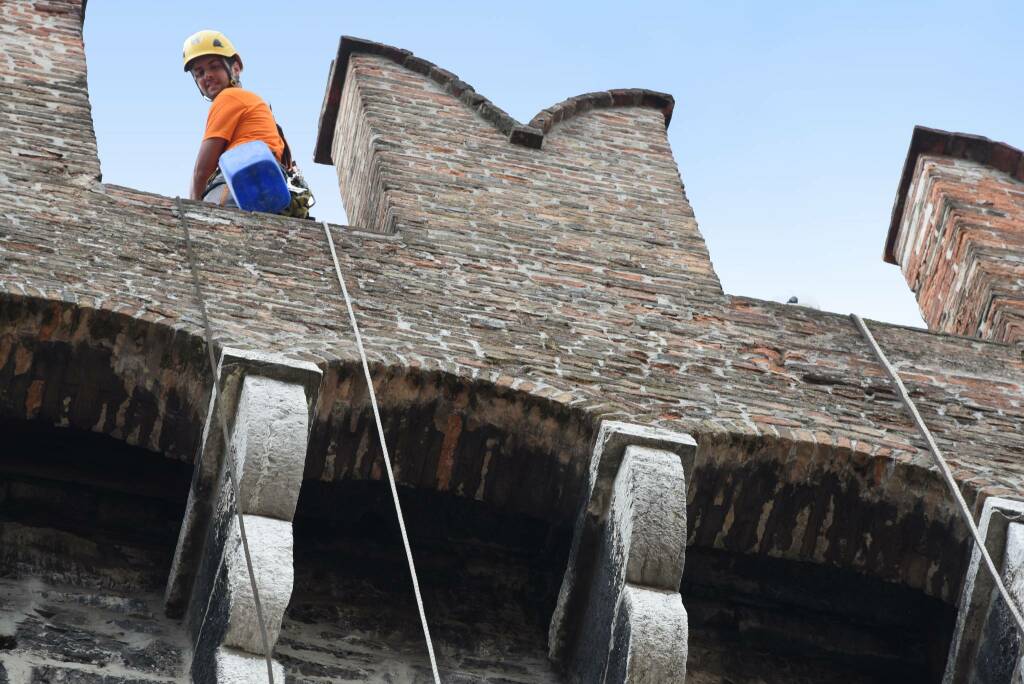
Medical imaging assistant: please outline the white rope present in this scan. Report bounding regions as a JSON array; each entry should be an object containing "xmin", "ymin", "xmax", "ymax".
[
  {"xmin": 322, "ymin": 221, "xmax": 442, "ymax": 684},
  {"xmin": 851, "ymin": 313, "xmax": 1024, "ymax": 635},
  {"xmin": 179, "ymin": 198, "xmax": 276, "ymax": 683}
]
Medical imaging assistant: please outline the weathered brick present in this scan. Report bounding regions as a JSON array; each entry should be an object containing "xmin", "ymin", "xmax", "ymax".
[
  {"xmin": 4, "ymin": 5, "xmax": 1024, "ymax": 682},
  {"xmin": 887, "ymin": 127, "xmax": 1024, "ymax": 343}
]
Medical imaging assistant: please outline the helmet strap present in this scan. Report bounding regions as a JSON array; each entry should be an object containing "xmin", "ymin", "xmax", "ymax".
[
  {"xmin": 193, "ymin": 78, "xmax": 209, "ymax": 101},
  {"xmin": 224, "ymin": 57, "xmax": 240, "ymax": 87}
]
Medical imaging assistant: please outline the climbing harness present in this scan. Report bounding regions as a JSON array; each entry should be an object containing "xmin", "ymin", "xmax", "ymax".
[
  {"xmin": 280, "ymin": 162, "xmax": 315, "ymax": 219},
  {"xmin": 178, "ymin": 198, "xmax": 276, "ymax": 683},
  {"xmin": 274, "ymin": 123, "xmax": 315, "ymax": 219},
  {"xmin": 851, "ymin": 313, "xmax": 1024, "ymax": 636},
  {"xmin": 322, "ymin": 221, "xmax": 442, "ymax": 684}
]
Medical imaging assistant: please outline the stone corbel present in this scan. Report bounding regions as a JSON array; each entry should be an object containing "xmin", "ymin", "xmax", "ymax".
[
  {"xmin": 944, "ymin": 496, "xmax": 1024, "ymax": 684},
  {"xmin": 163, "ymin": 348, "xmax": 322, "ymax": 683},
  {"xmin": 549, "ymin": 421, "xmax": 695, "ymax": 683}
]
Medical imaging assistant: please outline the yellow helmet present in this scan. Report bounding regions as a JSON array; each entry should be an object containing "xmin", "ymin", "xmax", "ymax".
[{"xmin": 182, "ymin": 30, "xmax": 238, "ymax": 72}]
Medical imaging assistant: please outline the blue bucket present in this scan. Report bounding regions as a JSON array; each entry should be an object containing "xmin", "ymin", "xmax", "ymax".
[{"xmin": 219, "ymin": 140, "xmax": 290, "ymax": 214}]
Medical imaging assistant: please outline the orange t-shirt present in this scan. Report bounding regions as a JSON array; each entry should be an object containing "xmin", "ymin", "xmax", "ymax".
[{"xmin": 203, "ymin": 88, "xmax": 285, "ymax": 161}]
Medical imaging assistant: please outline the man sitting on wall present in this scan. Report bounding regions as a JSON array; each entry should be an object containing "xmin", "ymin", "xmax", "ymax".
[{"xmin": 183, "ymin": 30, "xmax": 313, "ymax": 217}]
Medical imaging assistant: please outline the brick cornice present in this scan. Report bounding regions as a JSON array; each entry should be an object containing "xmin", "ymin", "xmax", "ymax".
[
  {"xmin": 314, "ymin": 36, "xmax": 674, "ymax": 164},
  {"xmin": 885, "ymin": 125, "xmax": 1024, "ymax": 264},
  {"xmin": 528, "ymin": 89, "xmax": 673, "ymax": 134}
]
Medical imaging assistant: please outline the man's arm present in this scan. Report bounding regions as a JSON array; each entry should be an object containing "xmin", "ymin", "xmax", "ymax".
[{"xmin": 190, "ymin": 137, "xmax": 228, "ymax": 200}]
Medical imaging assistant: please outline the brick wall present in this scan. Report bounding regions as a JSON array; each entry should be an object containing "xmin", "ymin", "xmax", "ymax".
[
  {"xmin": 886, "ymin": 126, "xmax": 1024, "ymax": 343},
  {"xmin": 2, "ymin": 5, "xmax": 1024, "ymax": 680},
  {"xmin": 310, "ymin": 39, "xmax": 1024, "ymax": 597},
  {"xmin": 319, "ymin": 40, "xmax": 721, "ymax": 309},
  {"xmin": 0, "ymin": 0, "xmax": 99, "ymax": 187}
]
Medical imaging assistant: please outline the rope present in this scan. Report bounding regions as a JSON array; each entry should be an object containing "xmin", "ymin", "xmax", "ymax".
[
  {"xmin": 321, "ymin": 221, "xmax": 442, "ymax": 684},
  {"xmin": 178, "ymin": 198, "xmax": 276, "ymax": 683},
  {"xmin": 851, "ymin": 313, "xmax": 1024, "ymax": 636}
]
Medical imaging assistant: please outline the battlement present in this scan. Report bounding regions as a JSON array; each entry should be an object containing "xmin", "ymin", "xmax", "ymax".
[
  {"xmin": 314, "ymin": 36, "xmax": 674, "ymax": 158},
  {"xmin": 312, "ymin": 37, "xmax": 724, "ymax": 306},
  {"xmin": 3, "ymin": 2, "xmax": 1024, "ymax": 682}
]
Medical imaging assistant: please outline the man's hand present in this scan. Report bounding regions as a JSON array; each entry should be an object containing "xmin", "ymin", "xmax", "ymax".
[{"xmin": 190, "ymin": 137, "xmax": 228, "ymax": 200}]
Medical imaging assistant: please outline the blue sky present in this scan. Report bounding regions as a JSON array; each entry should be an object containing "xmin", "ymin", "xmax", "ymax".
[{"xmin": 83, "ymin": 1, "xmax": 1024, "ymax": 328}]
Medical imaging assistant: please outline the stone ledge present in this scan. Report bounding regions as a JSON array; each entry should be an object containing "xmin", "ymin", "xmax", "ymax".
[{"xmin": 587, "ymin": 421, "xmax": 696, "ymax": 519}]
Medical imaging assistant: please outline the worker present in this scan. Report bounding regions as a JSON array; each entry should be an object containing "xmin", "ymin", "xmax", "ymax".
[{"xmin": 182, "ymin": 30, "xmax": 313, "ymax": 217}]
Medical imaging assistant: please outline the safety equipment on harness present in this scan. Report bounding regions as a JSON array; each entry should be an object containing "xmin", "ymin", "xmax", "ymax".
[
  {"xmin": 281, "ymin": 163, "xmax": 315, "ymax": 219},
  {"xmin": 274, "ymin": 123, "xmax": 315, "ymax": 218},
  {"xmin": 182, "ymin": 30, "xmax": 238, "ymax": 71}
]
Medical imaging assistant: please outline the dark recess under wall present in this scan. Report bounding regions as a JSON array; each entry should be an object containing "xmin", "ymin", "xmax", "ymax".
[
  {"xmin": 289, "ymin": 479, "xmax": 957, "ymax": 683},
  {"xmin": 0, "ymin": 421, "xmax": 192, "ymax": 583},
  {"xmin": 0, "ymin": 422, "xmax": 959, "ymax": 683},
  {"xmin": 292, "ymin": 479, "xmax": 573, "ymax": 629},
  {"xmin": 0, "ymin": 422, "xmax": 194, "ymax": 680},
  {"xmin": 283, "ymin": 480, "xmax": 573, "ymax": 681},
  {"xmin": 682, "ymin": 546, "xmax": 957, "ymax": 684}
]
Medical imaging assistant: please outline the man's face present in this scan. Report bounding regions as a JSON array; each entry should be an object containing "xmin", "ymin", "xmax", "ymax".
[{"xmin": 189, "ymin": 55, "xmax": 235, "ymax": 99}]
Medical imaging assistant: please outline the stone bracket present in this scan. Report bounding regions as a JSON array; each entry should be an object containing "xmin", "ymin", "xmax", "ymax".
[
  {"xmin": 584, "ymin": 421, "xmax": 696, "ymax": 522},
  {"xmin": 194, "ymin": 646, "xmax": 285, "ymax": 684},
  {"xmin": 190, "ymin": 514, "xmax": 296, "ymax": 682},
  {"xmin": 165, "ymin": 348, "xmax": 321, "ymax": 617},
  {"xmin": 548, "ymin": 421, "xmax": 694, "ymax": 682},
  {"xmin": 944, "ymin": 496, "xmax": 1024, "ymax": 684},
  {"xmin": 606, "ymin": 586, "xmax": 688, "ymax": 683},
  {"xmin": 160, "ymin": 347, "xmax": 321, "ymax": 682}
]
